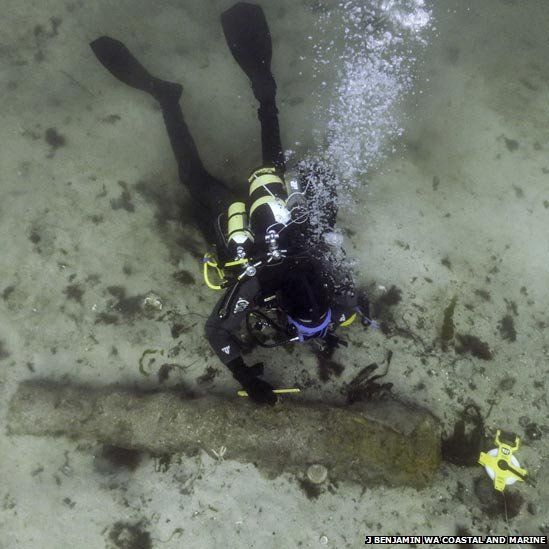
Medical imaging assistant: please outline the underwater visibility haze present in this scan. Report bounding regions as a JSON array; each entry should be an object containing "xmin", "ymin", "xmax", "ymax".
[{"xmin": 0, "ymin": 0, "xmax": 548, "ymax": 547}]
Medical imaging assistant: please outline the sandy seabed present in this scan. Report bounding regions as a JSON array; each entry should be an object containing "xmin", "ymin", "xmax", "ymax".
[{"xmin": 0, "ymin": 0, "xmax": 548, "ymax": 547}]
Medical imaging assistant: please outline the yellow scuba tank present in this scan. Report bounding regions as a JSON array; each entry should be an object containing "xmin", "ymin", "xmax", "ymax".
[
  {"xmin": 248, "ymin": 167, "xmax": 291, "ymax": 241},
  {"xmin": 202, "ymin": 202, "xmax": 253, "ymax": 290},
  {"xmin": 227, "ymin": 202, "xmax": 254, "ymax": 259}
]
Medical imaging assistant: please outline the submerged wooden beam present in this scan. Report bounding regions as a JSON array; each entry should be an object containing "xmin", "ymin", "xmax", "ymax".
[{"xmin": 7, "ymin": 380, "xmax": 441, "ymax": 488}]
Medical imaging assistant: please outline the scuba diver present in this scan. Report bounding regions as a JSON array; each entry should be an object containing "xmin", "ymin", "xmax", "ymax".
[{"xmin": 90, "ymin": 2, "xmax": 372, "ymax": 405}]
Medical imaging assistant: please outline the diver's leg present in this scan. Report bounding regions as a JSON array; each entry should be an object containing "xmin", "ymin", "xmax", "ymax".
[
  {"xmin": 90, "ymin": 36, "xmax": 182, "ymax": 101},
  {"xmin": 156, "ymin": 96, "xmax": 236, "ymax": 217},
  {"xmin": 220, "ymin": 4, "xmax": 285, "ymax": 173},
  {"xmin": 256, "ymin": 91, "xmax": 285, "ymax": 173},
  {"xmin": 156, "ymin": 96, "xmax": 236, "ymax": 243},
  {"xmin": 90, "ymin": 36, "xmax": 236, "ymax": 237}
]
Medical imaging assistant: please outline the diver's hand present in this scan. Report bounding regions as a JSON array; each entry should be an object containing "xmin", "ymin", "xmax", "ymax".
[
  {"xmin": 242, "ymin": 376, "xmax": 277, "ymax": 406},
  {"xmin": 229, "ymin": 359, "xmax": 277, "ymax": 405}
]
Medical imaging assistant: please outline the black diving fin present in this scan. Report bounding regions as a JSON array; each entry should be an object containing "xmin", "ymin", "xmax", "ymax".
[
  {"xmin": 90, "ymin": 36, "xmax": 182, "ymax": 103},
  {"xmin": 221, "ymin": 2, "xmax": 276, "ymax": 103}
]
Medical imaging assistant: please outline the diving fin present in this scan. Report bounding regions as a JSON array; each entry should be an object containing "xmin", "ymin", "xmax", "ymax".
[
  {"xmin": 90, "ymin": 36, "xmax": 182, "ymax": 103},
  {"xmin": 221, "ymin": 2, "xmax": 276, "ymax": 103}
]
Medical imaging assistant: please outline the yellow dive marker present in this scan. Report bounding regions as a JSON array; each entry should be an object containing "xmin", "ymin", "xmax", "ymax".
[
  {"xmin": 238, "ymin": 388, "xmax": 301, "ymax": 397},
  {"xmin": 478, "ymin": 430, "xmax": 528, "ymax": 492}
]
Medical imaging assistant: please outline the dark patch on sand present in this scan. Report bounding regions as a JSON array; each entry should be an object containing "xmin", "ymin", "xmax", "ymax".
[
  {"xmin": 525, "ymin": 423, "xmax": 542, "ymax": 441},
  {"xmin": 88, "ymin": 214, "xmax": 104, "ymax": 224},
  {"xmin": 2, "ymin": 285, "xmax": 16, "ymax": 300},
  {"xmin": 64, "ymin": 283, "xmax": 84, "ymax": 303},
  {"xmin": 298, "ymin": 479, "xmax": 322, "ymax": 500},
  {"xmin": 107, "ymin": 521, "xmax": 152, "ymax": 549},
  {"xmin": 441, "ymin": 256, "xmax": 452, "ymax": 270},
  {"xmin": 498, "ymin": 315, "xmax": 517, "ymax": 342},
  {"xmin": 134, "ymin": 179, "xmax": 182, "ymax": 227},
  {"xmin": 35, "ymin": 17, "xmax": 62, "ymax": 38},
  {"xmin": 106, "ymin": 286, "xmax": 146, "ymax": 321},
  {"xmin": 95, "ymin": 312, "xmax": 119, "ymax": 325},
  {"xmin": 29, "ymin": 229, "xmax": 41, "ymax": 244},
  {"xmin": 440, "ymin": 296, "xmax": 457, "ymax": 349},
  {"xmin": 519, "ymin": 78, "xmax": 538, "ymax": 91},
  {"xmin": 455, "ymin": 334, "xmax": 492, "ymax": 360},
  {"xmin": 316, "ymin": 354, "xmax": 345, "ymax": 382},
  {"xmin": 196, "ymin": 366, "xmax": 219, "ymax": 385},
  {"xmin": 85, "ymin": 274, "xmax": 101, "ymax": 285},
  {"xmin": 474, "ymin": 289, "xmax": 491, "ymax": 302},
  {"xmin": 171, "ymin": 323, "xmax": 192, "ymax": 339},
  {"xmin": 101, "ymin": 114, "xmax": 121, "ymax": 124},
  {"xmin": 512, "ymin": 184, "xmax": 524, "ymax": 198},
  {"xmin": 133, "ymin": 179, "xmax": 207, "ymax": 263},
  {"xmin": 96, "ymin": 446, "xmax": 142, "ymax": 473},
  {"xmin": 505, "ymin": 299, "xmax": 518, "ymax": 316},
  {"xmin": 432, "ymin": 175, "xmax": 440, "ymax": 190},
  {"xmin": 172, "ymin": 270, "xmax": 196, "ymax": 285},
  {"xmin": 153, "ymin": 454, "xmax": 172, "ymax": 472},
  {"xmin": 0, "ymin": 340, "xmax": 10, "ymax": 360},
  {"xmin": 498, "ymin": 376, "xmax": 516, "ymax": 391},
  {"xmin": 502, "ymin": 136, "xmax": 519, "ymax": 152},
  {"xmin": 110, "ymin": 181, "xmax": 135, "ymax": 213},
  {"xmin": 473, "ymin": 475, "xmax": 523, "ymax": 518},
  {"xmin": 442, "ymin": 405, "xmax": 485, "ymax": 466},
  {"xmin": 157, "ymin": 363, "xmax": 173, "ymax": 384},
  {"xmin": 45, "ymin": 127, "xmax": 66, "ymax": 149}
]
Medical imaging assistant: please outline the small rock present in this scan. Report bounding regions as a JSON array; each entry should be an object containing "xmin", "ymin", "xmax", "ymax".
[
  {"xmin": 143, "ymin": 292, "xmax": 163, "ymax": 312},
  {"xmin": 307, "ymin": 464, "xmax": 328, "ymax": 484}
]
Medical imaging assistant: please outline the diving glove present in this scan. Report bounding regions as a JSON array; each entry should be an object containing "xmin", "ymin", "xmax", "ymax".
[{"xmin": 227, "ymin": 358, "xmax": 277, "ymax": 406}]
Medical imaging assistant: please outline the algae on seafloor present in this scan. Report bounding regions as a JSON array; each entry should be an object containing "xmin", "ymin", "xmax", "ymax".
[{"xmin": 441, "ymin": 295, "xmax": 458, "ymax": 349}]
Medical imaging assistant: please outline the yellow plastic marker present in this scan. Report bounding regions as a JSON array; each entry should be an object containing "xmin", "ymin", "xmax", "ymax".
[
  {"xmin": 478, "ymin": 430, "xmax": 528, "ymax": 492},
  {"xmin": 238, "ymin": 388, "xmax": 301, "ymax": 397}
]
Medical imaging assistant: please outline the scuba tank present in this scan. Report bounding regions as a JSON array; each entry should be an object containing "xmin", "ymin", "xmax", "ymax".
[
  {"xmin": 247, "ymin": 166, "xmax": 308, "ymax": 252},
  {"xmin": 202, "ymin": 166, "xmax": 309, "ymax": 290},
  {"xmin": 248, "ymin": 166, "xmax": 291, "ymax": 244},
  {"xmin": 226, "ymin": 201, "xmax": 254, "ymax": 259}
]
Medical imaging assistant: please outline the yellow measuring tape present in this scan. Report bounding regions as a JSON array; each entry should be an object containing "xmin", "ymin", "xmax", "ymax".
[
  {"xmin": 238, "ymin": 388, "xmax": 301, "ymax": 397},
  {"xmin": 478, "ymin": 430, "xmax": 528, "ymax": 492}
]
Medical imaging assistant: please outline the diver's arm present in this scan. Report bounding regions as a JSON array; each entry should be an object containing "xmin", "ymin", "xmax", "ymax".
[
  {"xmin": 204, "ymin": 277, "xmax": 260, "ymax": 365},
  {"xmin": 204, "ymin": 277, "xmax": 277, "ymax": 405}
]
